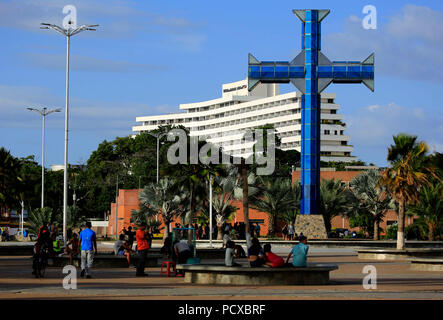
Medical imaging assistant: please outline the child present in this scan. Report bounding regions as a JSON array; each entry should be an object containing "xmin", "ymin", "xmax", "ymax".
[
  {"xmin": 225, "ymin": 240, "xmax": 240, "ymax": 267},
  {"xmin": 263, "ymin": 244, "xmax": 284, "ymax": 267}
]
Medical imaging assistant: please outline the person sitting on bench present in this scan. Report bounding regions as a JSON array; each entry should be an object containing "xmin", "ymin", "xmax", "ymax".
[
  {"xmin": 225, "ymin": 240, "xmax": 241, "ymax": 267},
  {"xmin": 174, "ymin": 239, "xmax": 192, "ymax": 264},
  {"xmin": 66, "ymin": 233, "xmax": 80, "ymax": 265},
  {"xmin": 286, "ymin": 235, "xmax": 309, "ymax": 267},
  {"xmin": 263, "ymin": 244, "xmax": 284, "ymax": 267},
  {"xmin": 248, "ymin": 237, "xmax": 265, "ymax": 267}
]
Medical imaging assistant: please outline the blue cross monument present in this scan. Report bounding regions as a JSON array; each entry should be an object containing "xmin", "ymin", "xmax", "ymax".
[{"xmin": 248, "ymin": 9, "xmax": 374, "ymax": 216}]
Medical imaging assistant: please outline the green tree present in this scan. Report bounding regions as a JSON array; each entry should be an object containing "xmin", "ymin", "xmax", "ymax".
[
  {"xmin": 319, "ymin": 178, "xmax": 355, "ymax": 232},
  {"xmin": 407, "ymin": 183, "xmax": 443, "ymax": 240},
  {"xmin": 250, "ymin": 177, "xmax": 297, "ymax": 236},
  {"xmin": 0, "ymin": 147, "xmax": 22, "ymax": 213},
  {"xmin": 350, "ymin": 170, "xmax": 393, "ymax": 240},
  {"xmin": 211, "ymin": 175, "xmax": 237, "ymax": 240},
  {"xmin": 28, "ymin": 207, "xmax": 52, "ymax": 235},
  {"xmin": 280, "ymin": 182, "xmax": 301, "ymax": 225},
  {"xmin": 380, "ymin": 134, "xmax": 438, "ymax": 249},
  {"xmin": 136, "ymin": 178, "xmax": 187, "ymax": 239}
]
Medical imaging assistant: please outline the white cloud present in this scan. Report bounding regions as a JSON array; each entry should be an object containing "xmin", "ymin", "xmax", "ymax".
[
  {"xmin": 0, "ymin": 84, "xmax": 168, "ymax": 135},
  {"xmin": 0, "ymin": 0, "xmax": 206, "ymax": 50},
  {"xmin": 346, "ymin": 102, "xmax": 443, "ymax": 165},
  {"xmin": 323, "ymin": 4, "xmax": 443, "ymax": 82}
]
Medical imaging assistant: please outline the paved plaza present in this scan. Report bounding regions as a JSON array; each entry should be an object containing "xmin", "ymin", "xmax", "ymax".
[{"xmin": 0, "ymin": 244, "xmax": 442, "ymax": 300}]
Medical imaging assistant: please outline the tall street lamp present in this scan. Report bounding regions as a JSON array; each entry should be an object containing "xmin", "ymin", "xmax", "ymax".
[
  {"xmin": 40, "ymin": 21, "xmax": 98, "ymax": 243},
  {"xmin": 147, "ymin": 132, "xmax": 167, "ymax": 183},
  {"xmin": 27, "ymin": 107, "xmax": 61, "ymax": 208}
]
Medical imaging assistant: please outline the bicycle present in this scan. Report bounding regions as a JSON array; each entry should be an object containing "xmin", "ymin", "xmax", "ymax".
[{"xmin": 32, "ymin": 245, "xmax": 49, "ymax": 278}]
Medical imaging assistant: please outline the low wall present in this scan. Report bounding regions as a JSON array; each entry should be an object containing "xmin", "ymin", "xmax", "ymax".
[
  {"xmin": 177, "ymin": 263, "xmax": 338, "ymax": 285},
  {"xmin": 49, "ymin": 253, "xmax": 163, "ymax": 268},
  {"xmin": 410, "ymin": 259, "xmax": 443, "ymax": 272},
  {"xmin": 358, "ymin": 248, "xmax": 443, "ymax": 261}
]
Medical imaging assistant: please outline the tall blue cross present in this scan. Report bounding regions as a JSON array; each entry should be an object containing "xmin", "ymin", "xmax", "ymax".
[{"xmin": 248, "ymin": 9, "xmax": 374, "ymax": 215}]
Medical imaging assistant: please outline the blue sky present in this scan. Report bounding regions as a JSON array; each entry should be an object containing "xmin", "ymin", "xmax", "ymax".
[{"xmin": 1, "ymin": 0, "xmax": 442, "ymax": 167}]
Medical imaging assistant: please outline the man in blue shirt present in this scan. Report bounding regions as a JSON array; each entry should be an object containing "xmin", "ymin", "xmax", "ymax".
[
  {"xmin": 286, "ymin": 235, "xmax": 309, "ymax": 267},
  {"xmin": 79, "ymin": 222, "xmax": 97, "ymax": 278}
]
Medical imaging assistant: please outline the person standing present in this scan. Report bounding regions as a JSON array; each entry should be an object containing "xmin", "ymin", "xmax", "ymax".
[
  {"xmin": 255, "ymin": 223, "xmax": 261, "ymax": 238},
  {"xmin": 79, "ymin": 222, "xmax": 97, "ymax": 279},
  {"xmin": 288, "ymin": 223, "xmax": 295, "ymax": 241},
  {"xmin": 135, "ymin": 223, "xmax": 150, "ymax": 277}
]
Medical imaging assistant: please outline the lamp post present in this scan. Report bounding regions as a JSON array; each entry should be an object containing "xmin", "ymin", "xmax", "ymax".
[
  {"xmin": 40, "ymin": 21, "xmax": 98, "ymax": 243},
  {"xmin": 27, "ymin": 107, "xmax": 61, "ymax": 208},
  {"xmin": 209, "ymin": 176, "xmax": 213, "ymax": 248},
  {"xmin": 147, "ymin": 132, "xmax": 167, "ymax": 183},
  {"xmin": 115, "ymin": 174, "xmax": 119, "ymax": 238}
]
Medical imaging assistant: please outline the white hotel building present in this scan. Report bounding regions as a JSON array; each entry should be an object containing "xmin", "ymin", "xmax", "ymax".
[{"xmin": 132, "ymin": 79, "xmax": 356, "ymax": 162}]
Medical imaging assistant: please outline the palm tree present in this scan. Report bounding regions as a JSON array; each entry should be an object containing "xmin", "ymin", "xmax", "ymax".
[
  {"xmin": 319, "ymin": 179, "xmax": 355, "ymax": 232},
  {"xmin": 380, "ymin": 134, "xmax": 438, "ymax": 249},
  {"xmin": 350, "ymin": 170, "xmax": 393, "ymax": 240},
  {"xmin": 281, "ymin": 182, "xmax": 301, "ymax": 225},
  {"xmin": 250, "ymin": 177, "xmax": 296, "ymax": 236},
  {"xmin": 136, "ymin": 178, "xmax": 189, "ymax": 239},
  {"xmin": 28, "ymin": 207, "xmax": 52, "ymax": 235},
  {"xmin": 0, "ymin": 148, "xmax": 22, "ymax": 214},
  {"xmin": 407, "ymin": 183, "xmax": 443, "ymax": 240},
  {"xmin": 211, "ymin": 175, "xmax": 237, "ymax": 239}
]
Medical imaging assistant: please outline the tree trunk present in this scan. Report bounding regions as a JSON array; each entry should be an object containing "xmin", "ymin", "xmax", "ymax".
[
  {"xmin": 241, "ymin": 161, "xmax": 250, "ymax": 244},
  {"xmin": 217, "ymin": 225, "xmax": 223, "ymax": 240},
  {"xmin": 188, "ymin": 184, "xmax": 195, "ymax": 242},
  {"xmin": 373, "ymin": 219, "xmax": 379, "ymax": 240},
  {"xmin": 397, "ymin": 200, "xmax": 405, "ymax": 250},
  {"xmin": 427, "ymin": 222, "xmax": 435, "ymax": 241},
  {"xmin": 163, "ymin": 221, "xmax": 170, "ymax": 240},
  {"xmin": 268, "ymin": 215, "xmax": 274, "ymax": 237}
]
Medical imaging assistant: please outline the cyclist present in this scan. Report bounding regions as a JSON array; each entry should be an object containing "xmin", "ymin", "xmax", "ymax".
[{"xmin": 32, "ymin": 224, "xmax": 51, "ymax": 277}]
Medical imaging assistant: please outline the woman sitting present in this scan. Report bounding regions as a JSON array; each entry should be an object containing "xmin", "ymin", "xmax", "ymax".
[{"xmin": 248, "ymin": 237, "xmax": 265, "ymax": 267}]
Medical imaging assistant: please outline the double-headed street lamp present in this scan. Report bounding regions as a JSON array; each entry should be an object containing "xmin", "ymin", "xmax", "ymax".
[
  {"xmin": 27, "ymin": 107, "xmax": 61, "ymax": 208},
  {"xmin": 40, "ymin": 20, "xmax": 98, "ymax": 243}
]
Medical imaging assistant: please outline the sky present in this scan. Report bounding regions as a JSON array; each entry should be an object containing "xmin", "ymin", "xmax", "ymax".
[{"xmin": 1, "ymin": 0, "xmax": 442, "ymax": 167}]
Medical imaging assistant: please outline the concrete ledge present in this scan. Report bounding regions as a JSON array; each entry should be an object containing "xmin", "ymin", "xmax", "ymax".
[
  {"xmin": 358, "ymin": 248, "xmax": 443, "ymax": 261},
  {"xmin": 0, "ymin": 244, "xmax": 34, "ymax": 255},
  {"xmin": 196, "ymin": 240, "xmax": 443, "ymax": 248},
  {"xmin": 49, "ymin": 253, "xmax": 163, "ymax": 268},
  {"xmin": 410, "ymin": 258, "xmax": 443, "ymax": 272},
  {"xmin": 176, "ymin": 263, "xmax": 338, "ymax": 285}
]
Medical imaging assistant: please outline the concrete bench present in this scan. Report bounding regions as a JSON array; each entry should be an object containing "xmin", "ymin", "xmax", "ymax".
[
  {"xmin": 49, "ymin": 253, "xmax": 163, "ymax": 268},
  {"xmin": 176, "ymin": 263, "xmax": 338, "ymax": 285},
  {"xmin": 410, "ymin": 258, "xmax": 443, "ymax": 272},
  {"xmin": 357, "ymin": 248, "xmax": 443, "ymax": 261}
]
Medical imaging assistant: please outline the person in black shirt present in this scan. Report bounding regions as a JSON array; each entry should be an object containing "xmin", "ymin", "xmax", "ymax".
[
  {"xmin": 124, "ymin": 226, "xmax": 136, "ymax": 249},
  {"xmin": 248, "ymin": 237, "xmax": 264, "ymax": 267}
]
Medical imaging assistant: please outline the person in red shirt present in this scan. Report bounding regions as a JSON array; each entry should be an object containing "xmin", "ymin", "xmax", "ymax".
[
  {"xmin": 136, "ymin": 223, "xmax": 151, "ymax": 277},
  {"xmin": 263, "ymin": 244, "xmax": 285, "ymax": 267}
]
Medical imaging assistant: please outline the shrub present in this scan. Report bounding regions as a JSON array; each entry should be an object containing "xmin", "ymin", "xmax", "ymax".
[{"xmin": 386, "ymin": 224, "xmax": 398, "ymax": 240}]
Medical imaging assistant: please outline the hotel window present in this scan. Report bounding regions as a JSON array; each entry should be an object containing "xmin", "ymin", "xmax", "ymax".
[{"xmin": 324, "ymin": 130, "xmax": 330, "ymax": 135}]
